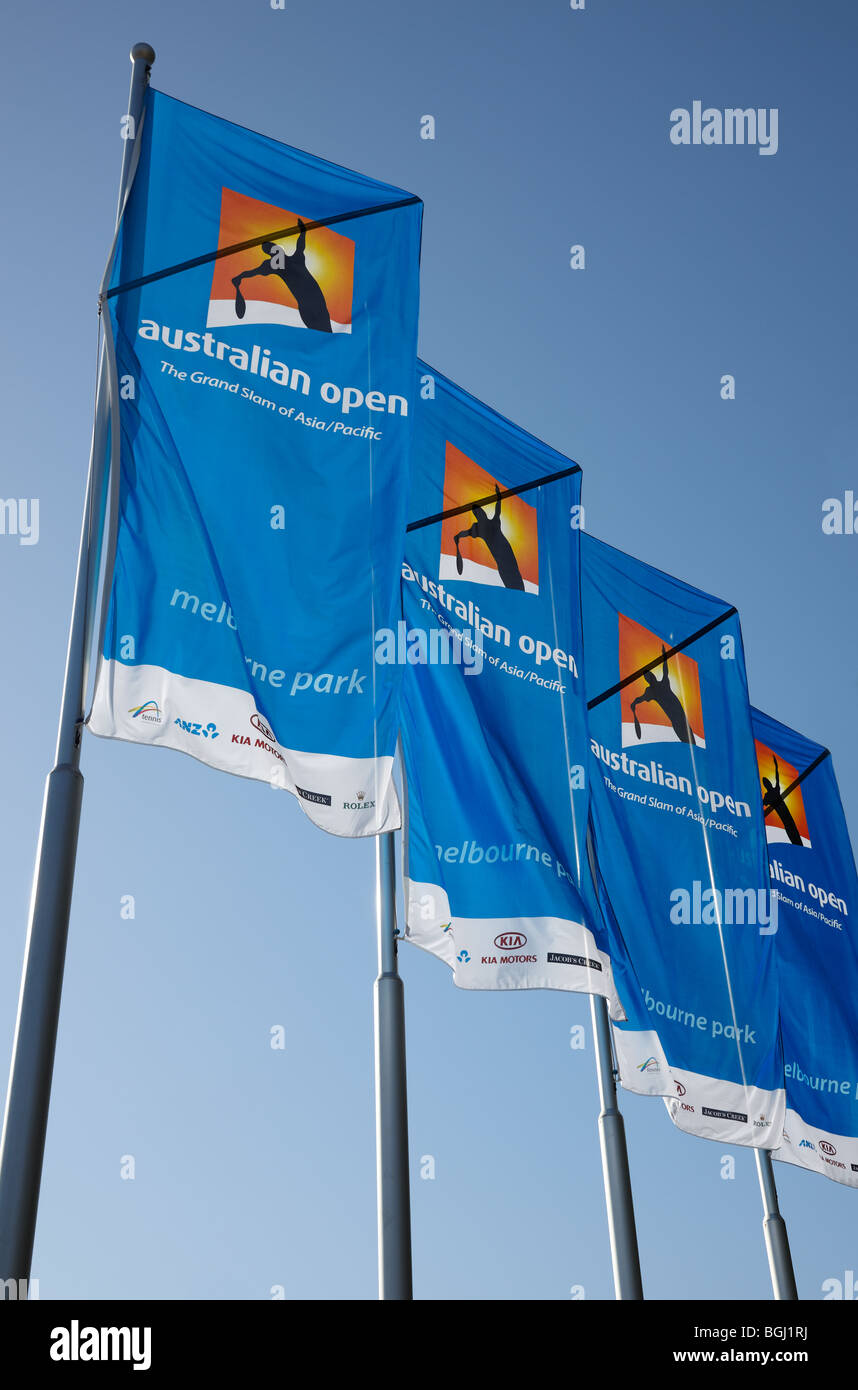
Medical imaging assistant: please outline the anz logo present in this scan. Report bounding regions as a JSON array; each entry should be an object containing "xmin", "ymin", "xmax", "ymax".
[{"xmin": 174, "ymin": 718, "xmax": 219, "ymax": 739}]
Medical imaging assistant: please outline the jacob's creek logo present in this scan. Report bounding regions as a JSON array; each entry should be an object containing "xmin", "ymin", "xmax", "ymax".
[
  {"xmin": 174, "ymin": 718, "xmax": 219, "ymax": 739},
  {"xmin": 755, "ymin": 740, "xmax": 811, "ymax": 849},
  {"xmin": 128, "ymin": 700, "xmax": 162, "ymax": 724},
  {"xmin": 296, "ymin": 786, "xmax": 332, "ymax": 807},
  {"xmin": 546, "ymin": 952, "xmax": 602, "ymax": 971},
  {"xmin": 344, "ymin": 791, "xmax": 375, "ymax": 812},
  {"xmin": 439, "ymin": 443, "xmax": 539, "ymax": 595},
  {"xmin": 208, "ymin": 187, "xmax": 355, "ymax": 334},
  {"xmin": 618, "ymin": 614, "xmax": 705, "ymax": 749}
]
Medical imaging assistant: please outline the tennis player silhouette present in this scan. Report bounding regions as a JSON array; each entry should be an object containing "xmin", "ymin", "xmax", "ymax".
[
  {"xmin": 453, "ymin": 485, "xmax": 525, "ymax": 591},
  {"xmin": 231, "ymin": 219, "xmax": 333, "ymax": 332},
  {"xmin": 761, "ymin": 755, "xmax": 803, "ymax": 845},
  {"xmin": 629, "ymin": 646, "xmax": 696, "ymax": 745}
]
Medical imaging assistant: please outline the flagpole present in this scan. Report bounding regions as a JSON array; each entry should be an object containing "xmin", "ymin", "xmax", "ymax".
[
  {"xmin": 583, "ymin": 824, "xmax": 643, "ymax": 1298},
  {"xmin": 0, "ymin": 43, "xmax": 155, "ymax": 1287},
  {"xmin": 373, "ymin": 830, "xmax": 413, "ymax": 1299},
  {"xmin": 589, "ymin": 994, "xmax": 644, "ymax": 1299},
  {"xmin": 755, "ymin": 1149, "xmax": 798, "ymax": 1299}
]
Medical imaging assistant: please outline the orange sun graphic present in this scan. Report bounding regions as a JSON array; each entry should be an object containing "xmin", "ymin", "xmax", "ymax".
[
  {"xmin": 208, "ymin": 187, "xmax": 354, "ymax": 333},
  {"xmin": 618, "ymin": 614, "xmax": 705, "ymax": 749},
  {"xmin": 439, "ymin": 442, "xmax": 539, "ymax": 595},
  {"xmin": 755, "ymin": 740, "xmax": 811, "ymax": 848}
]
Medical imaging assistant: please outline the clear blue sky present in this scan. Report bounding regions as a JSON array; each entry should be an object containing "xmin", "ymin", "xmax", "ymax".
[{"xmin": 0, "ymin": 0, "xmax": 855, "ymax": 1299}]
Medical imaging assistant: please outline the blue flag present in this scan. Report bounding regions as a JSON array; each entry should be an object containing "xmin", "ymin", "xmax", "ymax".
[
  {"xmin": 582, "ymin": 534, "xmax": 784, "ymax": 1146},
  {"xmin": 752, "ymin": 709, "xmax": 858, "ymax": 1187},
  {"xmin": 399, "ymin": 365, "xmax": 624, "ymax": 1010},
  {"xmin": 89, "ymin": 88, "xmax": 422, "ymax": 836}
]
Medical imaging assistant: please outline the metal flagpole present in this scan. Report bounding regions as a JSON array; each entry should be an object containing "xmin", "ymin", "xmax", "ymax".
[
  {"xmin": 0, "ymin": 43, "xmax": 156, "ymax": 1287},
  {"xmin": 755, "ymin": 1148, "xmax": 798, "ymax": 1300},
  {"xmin": 373, "ymin": 830, "xmax": 413, "ymax": 1299},
  {"xmin": 590, "ymin": 994, "xmax": 645, "ymax": 1299},
  {"xmin": 583, "ymin": 823, "xmax": 643, "ymax": 1298}
]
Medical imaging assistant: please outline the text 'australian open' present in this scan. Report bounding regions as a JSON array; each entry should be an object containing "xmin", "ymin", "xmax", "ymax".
[{"xmin": 138, "ymin": 320, "xmax": 409, "ymax": 416}]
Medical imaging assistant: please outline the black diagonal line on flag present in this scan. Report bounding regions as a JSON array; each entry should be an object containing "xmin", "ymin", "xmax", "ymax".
[
  {"xmin": 103, "ymin": 194, "xmax": 422, "ymax": 301},
  {"xmin": 406, "ymin": 464, "xmax": 581, "ymax": 533},
  {"xmin": 587, "ymin": 607, "xmax": 738, "ymax": 710},
  {"xmin": 769, "ymin": 748, "xmax": 830, "ymax": 809}
]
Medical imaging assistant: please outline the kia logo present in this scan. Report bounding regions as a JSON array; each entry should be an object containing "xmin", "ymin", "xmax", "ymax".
[
  {"xmin": 494, "ymin": 932, "xmax": 527, "ymax": 950},
  {"xmin": 251, "ymin": 712, "xmax": 275, "ymax": 741},
  {"xmin": 674, "ymin": 1081, "xmax": 686, "ymax": 1097},
  {"xmin": 819, "ymin": 1140, "xmax": 836, "ymax": 1156}
]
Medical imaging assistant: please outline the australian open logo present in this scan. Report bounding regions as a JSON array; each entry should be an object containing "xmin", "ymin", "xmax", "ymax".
[
  {"xmin": 208, "ymin": 187, "xmax": 355, "ymax": 334},
  {"xmin": 439, "ymin": 442, "xmax": 539, "ymax": 595},
  {"xmin": 618, "ymin": 614, "xmax": 705, "ymax": 749},
  {"xmin": 755, "ymin": 740, "xmax": 812, "ymax": 849},
  {"xmin": 128, "ymin": 700, "xmax": 162, "ymax": 724}
]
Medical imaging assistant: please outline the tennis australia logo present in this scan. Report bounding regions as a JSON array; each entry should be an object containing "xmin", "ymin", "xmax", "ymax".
[
  {"xmin": 208, "ymin": 187, "xmax": 355, "ymax": 334},
  {"xmin": 755, "ymin": 741, "xmax": 811, "ymax": 849},
  {"xmin": 439, "ymin": 443, "xmax": 539, "ymax": 595},
  {"xmin": 128, "ymin": 700, "xmax": 162, "ymax": 724},
  {"xmin": 618, "ymin": 614, "xmax": 705, "ymax": 749}
]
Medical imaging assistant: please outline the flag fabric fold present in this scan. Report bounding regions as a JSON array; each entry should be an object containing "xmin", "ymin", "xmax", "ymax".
[
  {"xmin": 400, "ymin": 364, "xmax": 624, "ymax": 1013},
  {"xmin": 88, "ymin": 88, "xmax": 422, "ymax": 836},
  {"xmin": 582, "ymin": 534, "xmax": 785, "ymax": 1147},
  {"xmin": 753, "ymin": 708, "xmax": 858, "ymax": 1188}
]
